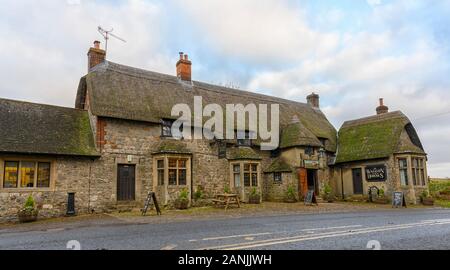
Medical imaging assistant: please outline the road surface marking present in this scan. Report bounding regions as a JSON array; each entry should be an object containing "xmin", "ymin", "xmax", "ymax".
[
  {"xmin": 201, "ymin": 232, "xmax": 272, "ymax": 241},
  {"xmin": 200, "ymin": 220, "xmax": 450, "ymax": 250},
  {"xmin": 301, "ymin": 225, "xmax": 363, "ymax": 232},
  {"xmin": 160, "ymin": 244, "xmax": 178, "ymax": 250}
]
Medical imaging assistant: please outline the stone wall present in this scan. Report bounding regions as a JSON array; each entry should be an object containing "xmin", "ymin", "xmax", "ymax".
[
  {"xmin": 0, "ymin": 156, "xmax": 94, "ymax": 223},
  {"xmin": 263, "ymin": 171, "xmax": 298, "ymax": 202},
  {"xmin": 331, "ymin": 154, "xmax": 429, "ymax": 204}
]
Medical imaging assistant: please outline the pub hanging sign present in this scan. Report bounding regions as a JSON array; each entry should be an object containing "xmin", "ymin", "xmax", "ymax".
[{"xmin": 365, "ymin": 165, "xmax": 387, "ymax": 182}]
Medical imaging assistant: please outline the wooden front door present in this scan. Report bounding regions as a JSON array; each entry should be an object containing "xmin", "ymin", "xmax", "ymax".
[
  {"xmin": 117, "ymin": 164, "xmax": 136, "ymax": 201},
  {"xmin": 298, "ymin": 168, "xmax": 308, "ymax": 199},
  {"xmin": 352, "ymin": 168, "xmax": 364, "ymax": 195}
]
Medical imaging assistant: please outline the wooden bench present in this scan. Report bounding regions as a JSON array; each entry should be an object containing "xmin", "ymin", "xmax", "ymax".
[{"xmin": 212, "ymin": 194, "xmax": 241, "ymax": 210}]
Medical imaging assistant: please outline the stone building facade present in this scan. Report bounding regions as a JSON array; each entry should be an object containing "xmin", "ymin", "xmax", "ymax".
[{"xmin": 0, "ymin": 42, "xmax": 428, "ymax": 222}]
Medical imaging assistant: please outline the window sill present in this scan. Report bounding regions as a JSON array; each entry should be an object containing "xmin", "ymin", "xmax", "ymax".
[{"xmin": 0, "ymin": 188, "xmax": 54, "ymax": 193}]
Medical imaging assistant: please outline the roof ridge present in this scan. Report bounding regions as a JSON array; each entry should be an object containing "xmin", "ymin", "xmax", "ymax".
[
  {"xmin": 99, "ymin": 61, "xmax": 314, "ymax": 108},
  {"xmin": 0, "ymin": 97, "xmax": 85, "ymax": 113},
  {"xmin": 341, "ymin": 111, "xmax": 407, "ymax": 128}
]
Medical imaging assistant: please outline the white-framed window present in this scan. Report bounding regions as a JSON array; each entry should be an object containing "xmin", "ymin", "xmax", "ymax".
[
  {"xmin": 399, "ymin": 158, "xmax": 409, "ymax": 186},
  {"xmin": 412, "ymin": 157, "xmax": 426, "ymax": 186},
  {"xmin": 233, "ymin": 164, "xmax": 241, "ymax": 187},
  {"xmin": 168, "ymin": 158, "xmax": 187, "ymax": 186}
]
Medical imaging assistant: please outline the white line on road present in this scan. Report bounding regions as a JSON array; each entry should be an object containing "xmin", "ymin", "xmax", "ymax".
[
  {"xmin": 160, "ymin": 244, "xmax": 178, "ymax": 250},
  {"xmin": 200, "ymin": 232, "xmax": 273, "ymax": 241},
  {"xmin": 200, "ymin": 219, "xmax": 450, "ymax": 250},
  {"xmin": 301, "ymin": 225, "xmax": 363, "ymax": 232}
]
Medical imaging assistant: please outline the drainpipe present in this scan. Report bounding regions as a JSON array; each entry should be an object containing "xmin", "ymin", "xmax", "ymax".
[
  {"xmin": 341, "ymin": 167, "xmax": 345, "ymax": 200},
  {"xmin": 88, "ymin": 160, "xmax": 93, "ymax": 213}
]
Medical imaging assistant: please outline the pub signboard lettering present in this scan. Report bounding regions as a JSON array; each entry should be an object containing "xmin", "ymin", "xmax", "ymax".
[
  {"xmin": 365, "ymin": 165, "xmax": 387, "ymax": 182},
  {"xmin": 304, "ymin": 160, "xmax": 319, "ymax": 169}
]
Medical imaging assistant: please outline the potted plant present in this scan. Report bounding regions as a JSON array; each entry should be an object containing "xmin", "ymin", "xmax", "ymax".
[
  {"xmin": 174, "ymin": 189, "xmax": 190, "ymax": 210},
  {"xmin": 322, "ymin": 184, "xmax": 334, "ymax": 203},
  {"xmin": 248, "ymin": 187, "xmax": 261, "ymax": 204},
  {"xmin": 18, "ymin": 195, "xmax": 39, "ymax": 223},
  {"xmin": 420, "ymin": 191, "xmax": 434, "ymax": 206},
  {"xmin": 284, "ymin": 185, "xmax": 297, "ymax": 203},
  {"xmin": 373, "ymin": 188, "xmax": 389, "ymax": 204}
]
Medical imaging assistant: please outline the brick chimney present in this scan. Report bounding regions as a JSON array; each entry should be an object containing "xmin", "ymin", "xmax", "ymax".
[
  {"xmin": 176, "ymin": 52, "xmax": 192, "ymax": 81},
  {"xmin": 376, "ymin": 98, "xmax": 389, "ymax": 115},
  {"xmin": 87, "ymin": 41, "xmax": 106, "ymax": 72},
  {"xmin": 307, "ymin": 92, "xmax": 320, "ymax": 108}
]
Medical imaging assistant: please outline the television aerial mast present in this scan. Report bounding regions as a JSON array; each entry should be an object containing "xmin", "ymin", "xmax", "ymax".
[{"xmin": 97, "ymin": 26, "xmax": 126, "ymax": 52}]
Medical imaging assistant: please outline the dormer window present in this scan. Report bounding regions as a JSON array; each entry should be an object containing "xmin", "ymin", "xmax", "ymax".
[
  {"xmin": 305, "ymin": 146, "xmax": 314, "ymax": 156},
  {"xmin": 236, "ymin": 130, "xmax": 252, "ymax": 147},
  {"xmin": 161, "ymin": 119, "xmax": 173, "ymax": 137}
]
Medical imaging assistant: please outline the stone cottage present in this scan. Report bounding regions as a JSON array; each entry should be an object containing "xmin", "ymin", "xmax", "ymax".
[
  {"xmin": 332, "ymin": 99, "xmax": 428, "ymax": 203},
  {"xmin": 0, "ymin": 41, "xmax": 428, "ymax": 222}
]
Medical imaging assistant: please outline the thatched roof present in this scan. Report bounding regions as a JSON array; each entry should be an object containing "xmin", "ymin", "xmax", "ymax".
[
  {"xmin": 228, "ymin": 147, "xmax": 261, "ymax": 160},
  {"xmin": 76, "ymin": 61, "xmax": 337, "ymax": 152},
  {"xmin": 335, "ymin": 111, "xmax": 425, "ymax": 164},
  {"xmin": 153, "ymin": 140, "xmax": 191, "ymax": 154},
  {"xmin": 0, "ymin": 98, "xmax": 99, "ymax": 157},
  {"xmin": 264, "ymin": 157, "xmax": 293, "ymax": 173},
  {"xmin": 280, "ymin": 120, "xmax": 323, "ymax": 149}
]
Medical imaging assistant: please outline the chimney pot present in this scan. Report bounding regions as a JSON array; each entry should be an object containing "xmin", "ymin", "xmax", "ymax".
[
  {"xmin": 376, "ymin": 98, "xmax": 389, "ymax": 115},
  {"xmin": 94, "ymin": 40, "xmax": 101, "ymax": 49},
  {"xmin": 306, "ymin": 92, "xmax": 320, "ymax": 108}
]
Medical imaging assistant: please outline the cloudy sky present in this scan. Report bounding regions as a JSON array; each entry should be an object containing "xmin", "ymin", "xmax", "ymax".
[{"xmin": 1, "ymin": 0, "xmax": 450, "ymax": 177}]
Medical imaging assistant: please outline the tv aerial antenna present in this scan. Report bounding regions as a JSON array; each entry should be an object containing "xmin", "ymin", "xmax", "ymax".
[{"xmin": 97, "ymin": 26, "xmax": 126, "ymax": 52}]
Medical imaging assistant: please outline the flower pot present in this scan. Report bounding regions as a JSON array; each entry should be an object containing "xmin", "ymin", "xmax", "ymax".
[
  {"xmin": 18, "ymin": 209, "xmax": 39, "ymax": 223},
  {"xmin": 248, "ymin": 196, "xmax": 261, "ymax": 204},
  {"xmin": 373, "ymin": 197, "xmax": 389, "ymax": 204},
  {"xmin": 323, "ymin": 194, "xmax": 335, "ymax": 203},
  {"xmin": 174, "ymin": 198, "xmax": 189, "ymax": 210},
  {"xmin": 422, "ymin": 198, "xmax": 434, "ymax": 206},
  {"xmin": 284, "ymin": 197, "xmax": 297, "ymax": 203}
]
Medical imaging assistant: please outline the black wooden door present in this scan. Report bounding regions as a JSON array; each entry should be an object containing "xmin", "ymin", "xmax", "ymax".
[
  {"xmin": 117, "ymin": 165, "xmax": 136, "ymax": 201},
  {"xmin": 352, "ymin": 168, "xmax": 364, "ymax": 195}
]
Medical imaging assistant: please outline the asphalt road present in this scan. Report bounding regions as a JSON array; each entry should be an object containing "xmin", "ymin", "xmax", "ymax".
[{"xmin": 1, "ymin": 208, "xmax": 450, "ymax": 250}]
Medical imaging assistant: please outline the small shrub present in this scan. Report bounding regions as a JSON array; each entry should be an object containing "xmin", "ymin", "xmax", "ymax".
[
  {"xmin": 323, "ymin": 184, "xmax": 332, "ymax": 195},
  {"xmin": 193, "ymin": 188, "xmax": 204, "ymax": 201},
  {"xmin": 378, "ymin": 188, "xmax": 385, "ymax": 198},
  {"xmin": 179, "ymin": 189, "xmax": 189, "ymax": 200},
  {"xmin": 24, "ymin": 195, "xmax": 36, "ymax": 210},
  {"xmin": 248, "ymin": 187, "xmax": 261, "ymax": 204},
  {"xmin": 285, "ymin": 185, "xmax": 297, "ymax": 202},
  {"xmin": 224, "ymin": 185, "xmax": 231, "ymax": 194}
]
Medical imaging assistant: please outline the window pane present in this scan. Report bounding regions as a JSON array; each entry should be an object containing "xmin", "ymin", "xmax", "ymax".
[
  {"xmin": 234, "ymin": 173, "xmax": 241, "ymax": 187},
  {"xmin": 412, "ymin": 169, "xmax": 417, "ymax": 186},
  {"xmin": 169, "ymin": 159, "xmax": 177, "ymax": 168},
  {"xmin": 244, "ymin": 164, "xmax": 250, "ymax": 172},
  {"xmin": 37, "ymin": 162, "xmax": 50, "ymax": 188},
  {"xmin": 178, "ymin": 159, "xmax": 187, "ymax": 168},
  {"xmin": 157, "ymin": 169, "xmax": 164, "ymax": 186},
  {"xmin": 244, "ymin": 173, "xmax": 250, "ymax": 186},
  {"xmin": 421, "ymin": 169, "xmax": 426, "ymax": 186},
  {"xmin": 252, "ymin": 173, "xmax": 258, "ymax": 186},
  {"xmin": 400, "ymin": 169, "xmax": 408, "ymax": 186},
  {"xmin": 20, "ymin": 162, "xmax": 35, "ymax": 188},
  {"xmin": 3, "ymin": 161, "xmax": 18, "ymax": 188},
  {"xmin": 251, "ymin": 164, "xmax": 258, "ymax": 172},
  {"xmin": 178, "ymin": 169, "xmax": 187, "ymax": 185},
  {"xmin": 274, "ymin": 172, "xmax": 282, "ymax": 183},
  {"xmin": 233, "ymin": 164, "xmax": 240, "ymax": 173},
  {"xmin": 157, "ymin": 160, "xmax": 164, "ymax": 169},
  {"xmin": 169, "ymin": 169, "xmax": 177, "ymax": 185}
]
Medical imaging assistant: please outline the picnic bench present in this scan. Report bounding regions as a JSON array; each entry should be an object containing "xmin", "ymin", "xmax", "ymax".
[{"xmin": 212, "ymin": 194, "xmax": 241, "ymax": 210}]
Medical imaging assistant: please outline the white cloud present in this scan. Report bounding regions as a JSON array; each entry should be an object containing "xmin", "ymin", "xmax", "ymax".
[
  {"xmin": 177, "ymin": 0, "xmax": 340, "ymax": 64},
  {"xmin": 367, "ymin": 0, "xmax": 382, "ymax": 7},
  {"xmin": 0, "ymin": 0, "xmax": 172, "ymax": 106}
]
